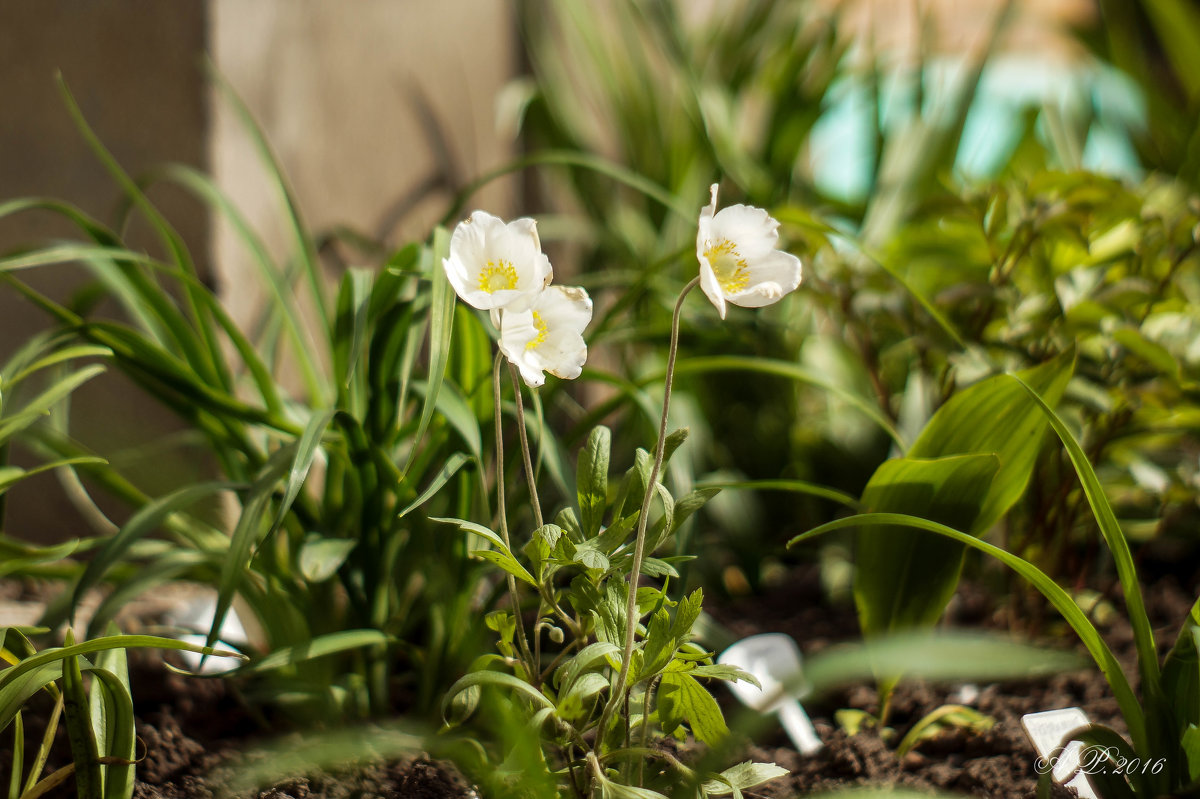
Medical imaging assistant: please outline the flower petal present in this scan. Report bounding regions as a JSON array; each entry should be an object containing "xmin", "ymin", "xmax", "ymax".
[
  {"xmin": 500, "ymin": 285, "xmax": 592, "ymax": 387},
  {"xmin": 727, "ymin": 249, "xmax": 803, "ymax": 308}
]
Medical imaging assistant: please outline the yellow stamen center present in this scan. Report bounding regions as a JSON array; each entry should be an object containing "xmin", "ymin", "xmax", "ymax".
[
  {"xmin": 478, "ymin": 260, "xmax": 518, "ymax": 294},
  {"xmin": 526, "ymin": 311, "xmax": 548, "ymax": 351},
  {"xmin": 704, "ymin": 239, "xmax": 749, "ymax": 294}
]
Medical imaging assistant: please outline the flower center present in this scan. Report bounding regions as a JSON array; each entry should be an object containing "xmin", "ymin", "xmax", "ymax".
[
  {"xmin": 478, "ymin": 260, "xmax": 518, "ymax": 293},
  {"xmin": 526, "ymin": 311, "xmax": 548, "ymax": 351},
  {"xmin": 704, "ymin": 239, "xmax": 749, "ymax": 294}
]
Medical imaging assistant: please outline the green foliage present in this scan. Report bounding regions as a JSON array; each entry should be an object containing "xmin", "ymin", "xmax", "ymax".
[
  {"xmin": 439, "ymin": 424, "xmax": 785, "ymax": 797},
  {"xmin": 0, "ymin": 625, "xmax": 241, "ymax": 799},
  {"xmin": 790, "ymin": 373, "xmax": 1200, "ymax": 796},
  {"xmin": 0, "ymin": 77, "xmax": 499, "ymax": 720}
]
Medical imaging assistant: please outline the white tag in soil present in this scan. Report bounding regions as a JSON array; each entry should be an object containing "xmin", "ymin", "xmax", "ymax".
[{"xmin": 1020, "ymin": 707, "xmax": 1098, "ymax": 799}]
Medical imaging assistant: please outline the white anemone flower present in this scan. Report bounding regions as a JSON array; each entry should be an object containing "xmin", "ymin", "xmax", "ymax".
[
  {"xmin": 696, "ymin": 184, "xmax": 803, "ymax": 319},
  {"xmin": 499, "ymin": 285, "xmax": 592, "ymax": 388},
  {"xmin": 442, "ymin": 210, "xmax": 553, "ymax": 312}
]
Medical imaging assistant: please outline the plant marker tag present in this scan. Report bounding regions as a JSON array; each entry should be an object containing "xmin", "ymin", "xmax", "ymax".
[
  {"xmin": 1020, "ymin": 707, "xmax": 1098, "ymax": 799},
  {"xmin": 718, "ymin": 633, "xmax": 823, "ymax": 755}
]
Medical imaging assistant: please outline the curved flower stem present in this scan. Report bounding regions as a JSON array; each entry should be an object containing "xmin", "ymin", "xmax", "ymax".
[
  {"xmin": 493, "ymin": 350, "xmax": 536, "ymax": 679},
  {"xmin": 596, "ymin": 276, "xmax": 699, "ymax": 753},
  {"xmin": 509, "ymin": 363, "xmax": 545, "ymax": 529}
]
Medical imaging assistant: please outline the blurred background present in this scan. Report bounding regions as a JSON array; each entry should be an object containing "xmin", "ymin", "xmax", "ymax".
[{"xmin": 1, "ymin": 0, "xmax": 1197, "ymax": 602}]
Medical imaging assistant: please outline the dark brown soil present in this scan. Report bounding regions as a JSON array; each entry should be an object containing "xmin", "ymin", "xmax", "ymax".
[{"xmin": 4, "ymin": 568, "xmax": 1194, "ymax": 798}]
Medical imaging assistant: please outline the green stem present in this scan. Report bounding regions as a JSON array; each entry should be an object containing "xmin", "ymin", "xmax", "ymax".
[
  {"xmin": 493, "ymin": 351, "xmax": 536, "ymax": 679},
  {"xmin": 596, "ymin": 276, "xmax": 698, "ymax": 751},
  {"xmin": 509, "ymin": 363, "xmax": 545, "ymax": 529}
]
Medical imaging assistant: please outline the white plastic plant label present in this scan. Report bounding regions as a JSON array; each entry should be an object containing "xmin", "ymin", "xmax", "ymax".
[{"xmin": 1020, "ymin": 707, "xmax": 1098, "ymax": 799}]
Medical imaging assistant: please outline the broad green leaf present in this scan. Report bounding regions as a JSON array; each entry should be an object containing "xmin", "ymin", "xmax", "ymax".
[
  {"xmin": 298, "ymin": 537, "xmax": 358, "ymax": 583},
  {"xmin": 578, "ymin": 425, "xmax": 611, "ymax": 539},
  {"xmin": 658, "ymin": 671, "xmax": 728, "ymax": 744},
  {"xmin": 908, "ymin": 351, "xmax": 1074, "ymax": 534},
  {"xmin": 1162, "ymin": 599, "xmax": 1200, "ymax": 736},
  {"xmin": 702, "ymin": 762, "xmax": 790, "ymax": 796},
  {"xmin": 557, "ymin": 642, "xmax": 621, "ymax": 692},
  {"xmin": 854, "ymin": 453, "xmax": 999, "ymax": 638},
  {"xmin": 1183, "ymin": 724, "xmax": 1200, "ymax": 783}
]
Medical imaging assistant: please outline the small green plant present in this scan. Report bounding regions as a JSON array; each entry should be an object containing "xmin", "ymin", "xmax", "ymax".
[
  {"xmin": 792, "ymin": 373, "xmax": 1200, "ymax": 797},
  {"xmin": 0, "ymin": 76, "xmax": 496, "ymax": 719},
  {"xmin": 434, "ymin": 187, "xmax": 802, "ymax": 797},
  {"xmin": 0, "ymin": 625, "xmax": 240, "ymax": 799}
]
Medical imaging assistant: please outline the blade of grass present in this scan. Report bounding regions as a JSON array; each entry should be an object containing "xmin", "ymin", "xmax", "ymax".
[
  {"xmin": 57, "ymin": 75, "xmax": 232, "ymax": 394},
  {"xmin": 206, "ymin": 60, "xmax": 330, "ymax": 334},
  {"xmin": 405, "ymin": 229, "xmax": 455, "ymax": 475},
  {"xmin": 788, "ymin": 512, "xmax": 1146, "ymax": 755}
]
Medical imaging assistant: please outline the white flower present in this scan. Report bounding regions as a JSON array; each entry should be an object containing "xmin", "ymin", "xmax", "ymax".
[
  {"xmin": 696, "ymin": 184, "xmax": 803, "ymax": 319},
  {"xmin": 499, "ymin": 285, "xmax": 593, "ymax": 388},
  {"xmin": 442, "ymin": 211, "xmax": 553, "ymax": 311}
]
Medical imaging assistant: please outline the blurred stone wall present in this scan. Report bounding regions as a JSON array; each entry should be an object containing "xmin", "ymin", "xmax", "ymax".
[{"xmin": 0, "ymin": 1, "xmax": 517, "ymax": 542}]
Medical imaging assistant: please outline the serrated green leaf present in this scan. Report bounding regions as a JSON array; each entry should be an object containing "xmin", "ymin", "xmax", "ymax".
[{"xmin": 658, "ymin": 672, "xmax": 728, "ymax": 744}]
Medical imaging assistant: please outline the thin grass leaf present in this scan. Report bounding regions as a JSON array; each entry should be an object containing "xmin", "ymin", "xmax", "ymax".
[
  {"xmin": 696, "ymin": 478, "xmax": 860, "ymax": 510},
  {"xmin": 59, "ymin": 632, "xmax": 101, "ymax": 799},
  {"xmin": 668, "ymin": 356, "xmax": 905, "ymax": 448},
  {"xmin": 23, "ymin": 692, "xmax": 63, "ymax": 797},
  {"xmin": 442, "ymin": 150, "xmax": 692, "ymax": 227},
  {"xmin": 0, "ymin": 457, "xmax": 107, "ymax": 495},
  {"xmin": 8, "ymin": 710, "xmax": 22, "ymax": 799},
  {"xmin": 206, "ymin": 60, "xmax": 330, "ymax": 332},
  {"xmin": 788, "ymin": 512, "xmax": 1146, "ymax": 755},
  {"xmin": 397, "ymin": 452, "xmax": 473, "ymax": 520},
  {"xmin": 57, "ymin": 76, "xmax": 232, "ymax": 394},
  {"xmin": 72, "ymin": 481, "xmax": 239, "ymax": 616},
  {"xmin": 146, "ymin": 163, "xmax": 325, "ymax": 399},
  {"xmin": 272, "ymin": 409, "xmax": 336, "ymax": 534},
  {"xmin": 406, "ymin": 228, "xmax": 455, "ymax": 474},
  {"xmin": 89, "ymin": 647, "xmax": 135, "ymax": 799},
  {"xmin": 239, "ymin": 630, "xmax": 391, "ymax": 675}
]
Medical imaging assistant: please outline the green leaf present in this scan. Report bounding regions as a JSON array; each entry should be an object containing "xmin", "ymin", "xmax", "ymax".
[
  {"xmin": 658, "ymin": 672, "xmax": 728, "ymax": 744},
  {"xmin": 472, "ymin": 550, "xmax": 537, "ymax": 586},
  {"xmin": 909, "ymin": 353, "xmax": 1073, "ymax": 534},
  {"xmin": 577, "ymin": 425, "xmax": 611, "ymax": 539},
  {"xmin": 598, "ymin": 780, "xmax": 669, "ymax": 799},
  {"xmin": 789, "ymin": 514, "xmax": 1145, "ymax": 756},
  {"xmin": 557, "ymin": 642, "xmax": 620, "ymax": 692},
  {"xmin": 854, "ymin": 453, "xmax": 999, "ymax": 638},
  {"xmin": 396, "ymin": 452, "xmax": 473, "ymax": 520},
  {"xmin": 273, "ymin": 409, "xmax": 336, "ymax": 534},
  {"xmin": 701, "ymin": 762, "xmax": 790, "ymax": 796},
  {"xmin": 441, "ymin": 669, "xmax": 553, "ymax": 725},
  {"xmin": 1183, "ymin": 724, "xmax": 1200, "ymax": 783},
  {"xmin": 60, "ymin": 632, "xmax": 101, "ymax": 799},
  {"xmin": 72, "ymin": 481, "xmax": 238, "ymax": 614},
  {"xmin": 1008, "ymin": 373, "xmax": 1164, "ymax": 750},
  {"xmin": 1163, "ymin": 600, "xmax": 1200, "ymax": 736},
  {"xmin": 405, "ymin": 228, "xmax": 455, "ymax": 474},
  {"xmin": 241, "ymin": 629, "xmax": 389, "ymax": 674},
  {"xmin": 298, "ymin": 537, "xmax": 357, "ymax": 583}
]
